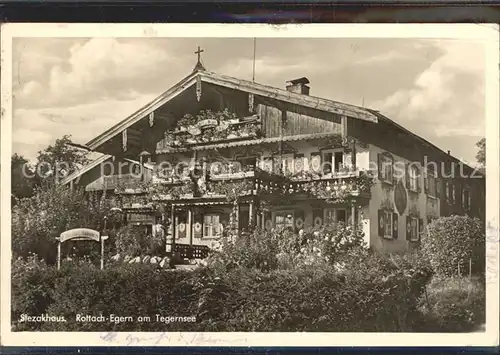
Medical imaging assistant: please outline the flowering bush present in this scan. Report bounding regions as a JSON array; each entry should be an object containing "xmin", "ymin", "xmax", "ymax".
[
  {"xmin": 207, "ymin": 227, "xmax": 281, "ymax": 273},
  {"xmin": 207, "ymin": 223, "xmax": 367, "ymax": 274},
  {"xmin": 279, "ymin": 223, "xmax": 368, "ymax": 268}
]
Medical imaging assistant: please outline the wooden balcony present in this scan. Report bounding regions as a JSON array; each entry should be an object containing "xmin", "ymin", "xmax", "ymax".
[{"xmin": 156, "ymin": 114, "xmax": 262, "ymax": 152}]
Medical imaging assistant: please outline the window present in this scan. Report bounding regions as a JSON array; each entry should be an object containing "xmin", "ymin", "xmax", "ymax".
[
  {"xmin": 444, "ymin": 180, "xmax": 450, "ymax": 201},
  {"xmin": 261, "ymin": 157, "xmax": 273, "ymax": 173},
  {"xmin": 334, "ymin": 152, "xmax": 344, "ymax": 172},
  {"xmin": 324, "ymin": 208, "xmax": 348, "ymax": 224},
  {"xmin": 378, "ymin": 209, "xmax": 397, "ymax": 239},
  {"xmin": 282, "ymin": 154, "xmax": 295, "ymax": 175},
  {"xmin": 406, "ymin": 216, "xmax": 421, "ymax": 242},
  {"xmin": 322, "ymin": 152, "xmax": 333, "ymax": 174},
  {"xmin": 425, "ymin": 169, "xmax": 437, "ymax": 197},
  {"xmin": 451, "ymin": 184, "xmax": 456, "ymax": 204},
  {"xmin": 336, "ymin": 209, "xmax": 347, "ymax": 223},
  {"xmin": 236, "ymin": 157, "xmax": 257, "ymax": 172},
  {"xmin": 275, "ymin": 211, "xmax": 294, "ymax": 230},
  {"xmin": 322, "ymin": 150, "xmax": 345, "ymax": 175},
  {"xmin": 462, "ymin": 188, "xmax": 471, "ymax": 211},
  {"xmin": 408, "ymin": 165, "xmax": 419, "ymax": 192},
  {"xmin": 384, "ymin": 211, "xmax": 393, "ymax": 239},
  {"xmin": 203, "ymin": 214, "xmax": 222, "ymax": 238},
  {"xmin": 378, "ymin": 153, "xmax": 394, "ymax": 184}
]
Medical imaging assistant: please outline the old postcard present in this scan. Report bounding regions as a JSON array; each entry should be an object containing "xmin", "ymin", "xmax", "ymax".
[{"xmin": 1, "ymin": 23, "xmax": 498, "ymax": 347}]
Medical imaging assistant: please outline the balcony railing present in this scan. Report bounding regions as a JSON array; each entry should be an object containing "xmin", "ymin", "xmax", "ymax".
[{"xmin": 110, "ymin": 161, "xmax": 372, "ymax": 203}]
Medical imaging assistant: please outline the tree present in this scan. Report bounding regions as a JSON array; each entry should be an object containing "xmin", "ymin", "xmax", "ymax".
[
  {"xmin": 35, "ymin": 135, "xmax": 90, "ymax": 185},
  {"xmin": 475, "ymin": 138, "xmax": 485, "ymax": 173},
  {"xmin": 12, "ymin": 184, "xmax": 114, "ymax": 264},
  {"xmin": 11, "ymin": 154, "xmax": 36, "ymax": 202}
]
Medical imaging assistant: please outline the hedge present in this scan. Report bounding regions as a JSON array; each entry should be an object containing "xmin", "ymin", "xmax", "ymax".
[
  {"xmin": 416, "ymin": 276, "xmax": 486, "ymax": 332},
  {"xmin": 12, "ymin": 253, "xmax": 433, "ymax": 332},
  {"xmin": 421, "ymin": 215, "xmax": 485, "ymax": 277}
]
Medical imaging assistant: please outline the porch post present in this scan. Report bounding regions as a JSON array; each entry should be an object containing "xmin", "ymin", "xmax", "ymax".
[
  {"xmin": 351, "ymin": 201, "xmax": 357, "ymax": 232},
  {"xmin": 187, "ymin": 207, "xmax": 193, "ymax": 246},
  {"xmin": 100, "ymin": 235, "xmax": 108, "ymax": 270},
  {"xmin": 170, "ymin": 204, "xmax": 176, "ymax": 254},
  {"xmin": 233, "ymin": 200, "xmax": 240, "ymax": 235},
  {"xmin": 56, "ymin": 237, "xmax": 61, "ymax": 270},
  {"xmin": 249, "ymin": 200, "xmax": 254, "ymax": 228},
  {"xmin": 255, "ymin": 201, "xmax": 261, "ymax": 229}
]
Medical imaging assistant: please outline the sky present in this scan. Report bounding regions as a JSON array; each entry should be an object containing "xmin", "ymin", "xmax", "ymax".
[{"xmin": 12, "ymin": 37, "xmax": 486, "ymax": 165}]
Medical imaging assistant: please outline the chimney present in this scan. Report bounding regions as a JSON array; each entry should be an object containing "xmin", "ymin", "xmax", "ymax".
[{"xmin": 286, "ymin": 77, "xmax": 310, "ymax": 95}]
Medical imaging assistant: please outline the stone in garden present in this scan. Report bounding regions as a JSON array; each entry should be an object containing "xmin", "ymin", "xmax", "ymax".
[
  {"xmin": 130, "ymin": 256, "xmax": 141, "ymax": 264},
  {"xmin": 159, "ymin": 256, "xmax": 170, "ymax": 268},
  {"xmin": 143, "ymin": 255, "xmax": 151, "ymax": 263},
  {"xmin": 123, "ymin": 255, "xmax": 132, "ymax": 263},
  {"xmin": 150, "ymin": 256, "xmax": 158, "ymax": 264},
  {"xmin": 111, "ymin": 253, "xmax": 120, "ymax": 262}
]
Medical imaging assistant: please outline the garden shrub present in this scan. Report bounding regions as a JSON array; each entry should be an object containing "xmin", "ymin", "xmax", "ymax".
[
  {"xmin": 421, "ymin": 215, "xmax": 485, "ymax": 277},
  {"xmin": 207, "ymin": 223, "xmax": 368, "ymax": 273},
  {"xmin": 11, "ymin": 252, "xmax": 433, "ymax": 332},
  {"xmin": 11, "ymin": 255, "xmax": 59, "ymax": 331},
  {"xmin": 207, "ymin": 227, "xmax": 281, "ymax": 273},
  {"xmin": 12, "ymin": 185, "xmax": 113, "ymax": 264},
  {"xmin": 417, "ymin": 275, "xmax": 486, "ymax": 332},
  {"xmin": 115, "ymin": 224, "xmax": 164, "ymax": 257}
]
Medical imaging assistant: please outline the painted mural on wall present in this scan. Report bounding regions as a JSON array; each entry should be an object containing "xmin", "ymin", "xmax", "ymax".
[{"xmin": 394, "ymin": 179, "xmax": 407, "ymax": 215}]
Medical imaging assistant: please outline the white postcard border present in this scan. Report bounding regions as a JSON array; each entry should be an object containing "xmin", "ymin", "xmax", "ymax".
[{"xmin": 1, "ymin": 23, "xmax": 499, "ymax": 347}]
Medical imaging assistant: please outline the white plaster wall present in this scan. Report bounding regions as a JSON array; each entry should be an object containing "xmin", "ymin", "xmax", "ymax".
[{"xmin": 366, "ymin": 144, "xmax": 440, "ymax": 254}]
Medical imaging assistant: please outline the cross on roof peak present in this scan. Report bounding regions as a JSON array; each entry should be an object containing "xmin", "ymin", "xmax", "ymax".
[{"xmin": 193, "ymin": 45, "xmax": 206, "ymax": 72}]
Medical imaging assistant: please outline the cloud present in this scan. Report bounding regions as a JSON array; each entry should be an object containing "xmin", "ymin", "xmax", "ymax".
[
  {"xmin": 14, "ymin": 38, "xmax": 176, "ymax": 109},
  {"xmin": 371, "ymin": 39, "xmax": 485, "ymax": 162},
  {"xmin": 13, "ymin": 93, "xmax": 156, "ymax": 161},
  {"xmin": 11, "ymin": 37, "xmax": 486, "ymax": 165}
]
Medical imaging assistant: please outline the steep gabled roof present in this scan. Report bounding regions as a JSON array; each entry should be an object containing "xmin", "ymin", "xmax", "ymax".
[
  {"xmin": 60, "ymin": 154, "xmax": 112, "ymax": 186},
  {"xmin": 60, "ymin": 154, "xmax": 154, "ymax": 186},
  {"xmin": 369, "ymin": 109, "xmax": 484, "ymax": 176},
  {"xmin": 86, "ymin": 70, "xmax": 378, "ymax": 151}
]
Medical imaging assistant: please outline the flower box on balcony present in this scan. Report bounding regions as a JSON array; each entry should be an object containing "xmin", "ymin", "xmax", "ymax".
[{"xmin": 197, "ymin": 118, "xmax": 218, "ymax": 128}]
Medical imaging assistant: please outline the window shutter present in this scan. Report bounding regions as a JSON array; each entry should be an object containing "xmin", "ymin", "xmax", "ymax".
[
  {"xmin": 378, "ymin": 209, "xmax": 384, "ymax": 237},
  {"xmin": 416, "ymin": 167, "xmax": 422, "ymax": 193},
  {"xmin": 193, "ymin": 212, "xmax": 203, "ymax": 238},
  {"xmin": 418, "ymin": 218, "xmax": 424, "ymax": 241},
  {"xmin": 177, "ymin": 213, "xmax": 187, "ymax": 239},
  {"xmin": 295, "ymin": 209, "xmax": 305, "ymax": 232},
  {"xmin": 406, "ymin": 216, "xmax": 412, "ymax": 241},
  {"xmin": 377, "ymin": 153, "xmax": 382, "ymax": 180},
  {"xmin": 424, "ymin": 173, "xmax": 429, "ymax": 194},
  {"xmin": 313, "ymin": 208, "xmax": 323, "ymax": 229},
  {"xmin": 310, "ymin": 152, "xmax": 321, "ymax": 173},
  {"xmin": 405, "ymin": 164, "xmax": 410, "ymax": 188},
  {"xmin": 436, "ymin": 178, "xmax": 441, "ymax": 197},
  {"xmin": 392, "ymin": 212, "xmax": 398, "ymax": 239},
  {"xmin": 294, "ymin": 154, "xmax": 304, "ymax": 174}
]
